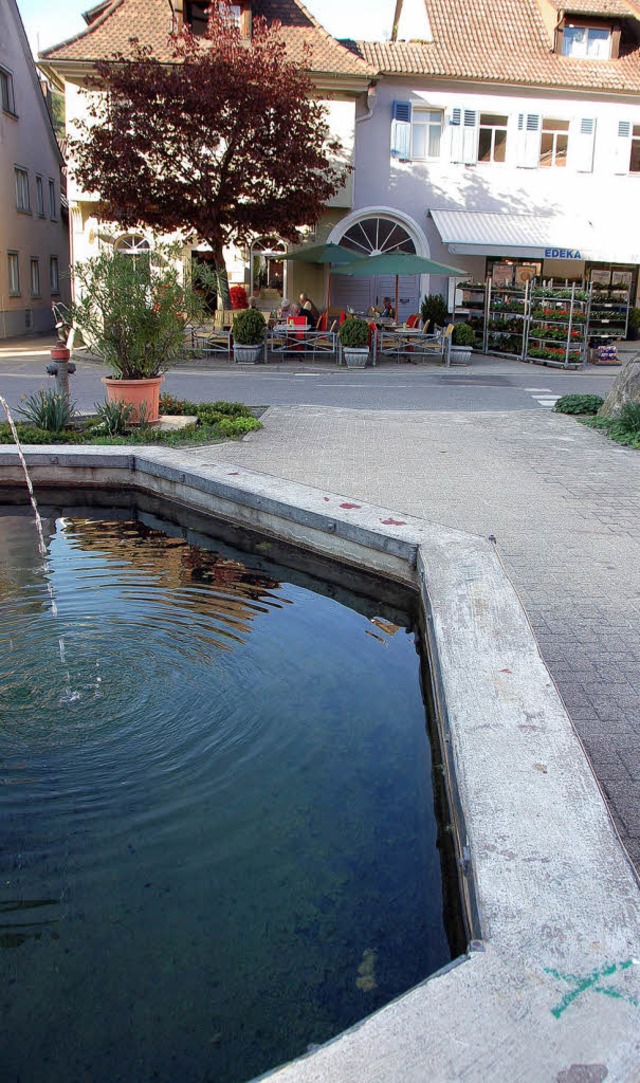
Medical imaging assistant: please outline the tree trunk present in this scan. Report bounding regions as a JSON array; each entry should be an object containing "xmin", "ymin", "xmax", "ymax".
[
  {"xmin": 599, "ymin": 350, "xmax": 640, "ymax": 416},
  {"xmin": 211, "ymin": 241, "xmax": 231, "ymax": 311}
]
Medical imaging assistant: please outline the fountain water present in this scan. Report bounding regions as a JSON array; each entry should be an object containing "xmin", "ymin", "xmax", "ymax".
[{"xmin": 0, "ymin": 392, "xmax": 75, "ymax": 696}]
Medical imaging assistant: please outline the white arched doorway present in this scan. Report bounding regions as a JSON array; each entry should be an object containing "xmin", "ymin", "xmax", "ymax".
[{"xmin": 328, "ymin": 209, "xmax": 429, "ymax": 321}]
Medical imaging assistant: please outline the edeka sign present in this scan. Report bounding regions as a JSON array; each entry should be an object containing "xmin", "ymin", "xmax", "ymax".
[{"xmin": 544, "ymin": 248, "xmax": 583, "ymax": 259}]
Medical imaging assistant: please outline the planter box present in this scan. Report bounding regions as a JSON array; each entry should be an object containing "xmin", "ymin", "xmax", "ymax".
[
  {"xmin": 234, "ymin": 344, "xmax": 263, "ymax": 364},
  {"xmin": 343, "ymin": 348, "xmax": 369, "ymax": 368},
  {"xmin": 450, "ymin": 347, "xmax": 472, "ymax": 365}
]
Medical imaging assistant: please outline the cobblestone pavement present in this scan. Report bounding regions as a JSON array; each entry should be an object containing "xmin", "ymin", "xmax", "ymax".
[{"xmin": 187, "ymin": 405, "xmax": 640, "ymax": 869}]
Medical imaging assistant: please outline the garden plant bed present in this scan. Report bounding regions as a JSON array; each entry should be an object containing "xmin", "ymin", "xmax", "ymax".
[{"xmin": 0, "ymin": 396, "xmax": 262, "ymax": 448}]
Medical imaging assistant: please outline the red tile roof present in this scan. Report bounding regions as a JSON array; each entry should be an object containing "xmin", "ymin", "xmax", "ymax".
[
  {"xmin": 41, "ymin": 0, "xmax": 374, "ymax": 77},
  {"xmin": 550, "ymin": 0, "xmax": 639, "ymax": 14},
  {"xmin": 347, "ymin": 0, "xmax": 640, "ymax": 92}
]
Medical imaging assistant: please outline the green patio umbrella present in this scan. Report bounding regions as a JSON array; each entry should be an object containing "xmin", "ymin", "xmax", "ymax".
[
  {"xmin": 283, "ymin": 242, "xmax": 366, "ymax": 312},
  {"xmin": 333, "ymin": 251, "xmax": 467, "ymax": 322}
]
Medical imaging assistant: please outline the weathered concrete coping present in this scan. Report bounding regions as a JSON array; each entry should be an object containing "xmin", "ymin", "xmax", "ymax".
[{"xmin": 1, "ymin": 444, "xmax": 640, "ymax": 1081}]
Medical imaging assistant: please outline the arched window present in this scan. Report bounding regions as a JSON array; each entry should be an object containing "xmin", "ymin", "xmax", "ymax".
[
  {"xmin": 114, "ymin": 234, "xmax": 151, "ymax": 255},
  {"xmin": 339, "ymin": 216, "xmax": 416, "ymax": 256}
]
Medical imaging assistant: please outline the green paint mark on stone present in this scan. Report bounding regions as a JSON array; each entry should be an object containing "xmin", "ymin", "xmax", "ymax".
[{"xmin": 544, "ymin": 959, "xmax": 639, "ymax": 1019}]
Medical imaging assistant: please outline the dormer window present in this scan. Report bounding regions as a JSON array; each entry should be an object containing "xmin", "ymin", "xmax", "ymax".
[
  {"xmin": 185, "ymin": 2, "xmax": 245, "ymax": 37},
  {"xmin": 562, "ymin": 24, "xmax": 611, "ymax": 59}
]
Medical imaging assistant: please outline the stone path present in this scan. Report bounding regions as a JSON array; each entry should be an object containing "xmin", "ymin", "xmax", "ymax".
[{"xmin": 188, "ymin": 405, "xmax": 640, "ymax": 869}]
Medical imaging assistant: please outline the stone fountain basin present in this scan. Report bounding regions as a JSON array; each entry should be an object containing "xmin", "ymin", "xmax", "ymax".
[{"xmin": 1, "ymin": 443, "xmax": 639, "ymax": 1082}]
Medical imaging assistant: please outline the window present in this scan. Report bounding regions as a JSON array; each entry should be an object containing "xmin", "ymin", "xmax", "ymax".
[
  {"xmin": 631, "ymin": 126, "xmax": 640, "ymax": 173},
  {"xmin": 0, "ymin": 66, "xmax": 15, "ymax": 114},
  {"xmin": 539, "ymin": 119, "xmax": 569, "ymax": 168},
  {"xmin": 35, "ymin": 175, "xmax": 45, "ymax": 217},
  {"xmin": 30, "ymin": 259, "xmax": 41, "ymax": 298},
  {"xmin": 478, "ymin": 114, "xmax": 508, "ymax": 163},
  {"xmin": 15, "ymin": 167, "xmax": 31, "ymax": 212},
  {"xmin": 50, "ymin": 257, "xmax": 60, "ymax": 294},
  {"xmin": 48, "ymin": 178, "xmax": 57, "ymax": 219},
  {"xmin": 562, "ymin": 25, "xmax": 611, "ymax": 59},
  {"xmin": 411, "ymin": 109, "xmax": 442, "ymax": 159},
  {"xmin": 185, "ymin": 1, "xmax": 241, "ymax": 35},
  {"xmin": 8, "ymin": 253, "xmax": 20, "ymax": 296},
  {"xmin": 114, "ymin": 234, "xmax": 151, "ymax": 254}
]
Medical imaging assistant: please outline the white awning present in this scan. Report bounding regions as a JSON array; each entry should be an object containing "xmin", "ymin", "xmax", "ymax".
[{"xmin": 430, "ymin": 210, "xmax": 592, "ymax": 261}]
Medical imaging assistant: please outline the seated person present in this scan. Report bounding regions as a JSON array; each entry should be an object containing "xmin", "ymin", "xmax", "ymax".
[
  {"xmin": 381, "ymin": 297, "xmax": 396, "ymax": 320},
  {"xmin": 299, "ymin": 292, "xmax": 319, "ymax": 327},
  {"xmin": 277, "ymin": 298, "xmax": 292, "ymax": 320}
]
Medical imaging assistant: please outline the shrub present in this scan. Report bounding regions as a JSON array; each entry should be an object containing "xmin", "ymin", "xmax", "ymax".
[
  {"xmin": 17, "ymin": 389, "xmax": 77, "ymax": 432},
  {"xmin": 229, "ymin": 285, "xmax": 249, "ymax": 310},
  {"xmin": 69, "ymin": 243, "xmax": 207, "ymax": 378},
  {"xmin": 420, "ymin": 293, "xmax": 448, "ymax": 328},
  {"xmin": 93, "ymin": 397, "xmax": 135, "ymax": 435},
  {"xmin": 0, "ymin": 422, "xmax": 86, "ymax": 444},
  {"xmin": 159, "ymin": 393, "xmax": 196, "ymax": 415},
  {"xmin": 554, "ymin": 394, "xmax": 604, "ymax": 415},
  {"xmin": 338, "ymin": 316, "xmax": 369, "ymax": 349},
  {"xmin": 452, "ymin": 322, "xmax": 475, "ymax": 347},
  {"xmin": 628, "ymin": 307, "xmax": 640, "ymax": 332},
  {"xmin": 233, "ymin": 307, "xmax": 266, "ymax": 345},
  {"xmin": 216, "ymin": 415, "xmax": 262, "ymax": 438}
]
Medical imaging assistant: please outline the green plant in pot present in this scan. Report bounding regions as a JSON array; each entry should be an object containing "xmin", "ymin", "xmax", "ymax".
[
  {"xmin": 450, "ymin": 321, "xmax": 475, "ymax": 364},
  {"xmin": 420, "ymin": 293, "xmax": 449, "ymax": 329},
  {"xmin": 69, "ymin": 243, "xmax": 207, "ymax": 422},
  {"xmin": 627, "ymin": 307, "xmax": 640, "ymax": 341},
  {"xmin": 232, "ymin": 308, "xmax": 266, "ymax": 363},
  {"xmin": 338, "ymin": 317, "xmax": 370, "ymax": 368}
]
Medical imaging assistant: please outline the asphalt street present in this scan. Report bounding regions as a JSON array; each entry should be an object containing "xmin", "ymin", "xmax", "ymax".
[{"xmin": 0, "ymin": 337, "xmax": 619, "ymax": 414}]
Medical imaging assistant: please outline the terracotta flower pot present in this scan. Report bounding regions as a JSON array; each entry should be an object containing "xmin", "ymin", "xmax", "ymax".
[
  {"xmin": 50, "ymin": 345, "xmax": 71, "ymax": 361},
  {"xmin": 102, "ymin": 376, "xmax": 164, "ymax": 423}
]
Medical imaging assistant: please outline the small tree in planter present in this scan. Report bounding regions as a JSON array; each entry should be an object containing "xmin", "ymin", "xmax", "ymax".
[
  {"xmin": 451, "ymin": 322, "xmax": 475, "ymax": 364},
  {"xmin": 69, "ymin": 244, "xmax": 207, "ymax": 421},
  {"xmin": 420, "ymin": 293, "xmax": 448, "ymax": 329},
  {"xmin": 233, "ymin": 307, "xmax": 266, "ymax": 363},
  {"xmin": 338, "ymin": 317, "xmax": 370, "ymax": 367}
]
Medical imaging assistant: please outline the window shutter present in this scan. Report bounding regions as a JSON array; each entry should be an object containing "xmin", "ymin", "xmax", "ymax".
[
  {"xmin": 450, "ymin": 107, "xmax": 477, "ymax": 164},
  {"xmin": 613, "ymin": 119, "xmax": 632, "ymax": 174},
  {"xmin": 461, "ymin": 109, "xmax": 478, "ymax": 165},
  {"xmin": 517, "ymin": 113, "xmax": 541, "ymax": 168},
  {"xmin": 574, "ymin": 117, "xmax": 596, "ymax": 172},
  {"xmin": 391, "ymin": 100, "xmax": 412, "ymax": 160}
]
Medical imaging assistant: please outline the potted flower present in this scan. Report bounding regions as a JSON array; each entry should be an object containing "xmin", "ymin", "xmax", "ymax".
[
  {"xmin": 232, "ymin": 308, "xmax": 266, "ymax": 363},
  {"xmin": 69, "ymin": 244, "xmax": 206, "ymax": 422},
  {"xmin": 450, "ymin": 322, "xmax": 475, "ymax": 364},
  {"xmin": 338, "ymin": 317, "xmax": 370, "ymax": 368},
  {"xmin": 420, "ymin": 293, "xmax": 448, "ymax": 329}
]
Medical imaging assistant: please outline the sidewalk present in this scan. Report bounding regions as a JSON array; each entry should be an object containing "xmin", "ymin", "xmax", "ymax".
[{"xmin": 183, "ymin": 403, "xmax": 640, "ymax": 871}]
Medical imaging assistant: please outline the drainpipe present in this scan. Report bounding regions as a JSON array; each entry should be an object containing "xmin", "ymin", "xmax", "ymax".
[{"xmin": 356, "ymin": 81, "xmax": 378, "ymax": 127}]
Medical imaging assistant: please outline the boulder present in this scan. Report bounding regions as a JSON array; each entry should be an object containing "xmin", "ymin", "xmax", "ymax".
[{"xmin": 599, "ymin": 351, "xmax": 640, "ymax": 416}]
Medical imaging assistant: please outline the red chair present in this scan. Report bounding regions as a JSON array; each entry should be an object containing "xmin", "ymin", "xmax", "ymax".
[
  {"xmin": 316, "ymin": 312, "xmax": 328, "ymax": 333},
  {"xmin": 407, "ymin": 313, "xmax": 421, "ymax": 328},
  {"xmin": 287, "ymin": 315, "xmax": 308, "ymax": 349}
]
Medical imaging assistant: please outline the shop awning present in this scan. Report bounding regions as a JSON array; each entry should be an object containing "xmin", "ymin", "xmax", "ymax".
[
  {"xmin": 430, "ymin": 210, "xmax": 590, "ymax": 260},
  {"xmin": 430, "ymin": 209, "xmax": 640, "ymax": 265}
]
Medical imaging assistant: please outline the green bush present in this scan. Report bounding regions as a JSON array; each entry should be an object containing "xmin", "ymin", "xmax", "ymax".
[
  {"xmin": 628, "ymin": 307, "xmax": 640, "ymax": 331},
  {"xmin": 420, "ymin": 293, "xmax": 448, "ymax": 328},
  {"xmin": 452, "ymin": 322, "xmax": 475, "ymax": 347},
  {"xmin": 338, "ymin": 317, "xmax": 369, "ymax": 349},
  {"xmin": 216, "ymin": 415, "xmax": 262, "ymax": 438},
  {"xmin": 554, "ymin": 393, "xmax": 604, "ymax": 415},
  {"xmin": 17, "ymin": 389, "xmax": 77, "ymax": 432},
  {"xmin": 233, "ymin": 308, "xmax": 266, "ymax": 345},
  {"xmin": 69, "ymin": 243, "xmax": 208, "ymax": 378},
  {"xmin": 0, "ymin": 422, "xmax": 86, "ymax": 444}
]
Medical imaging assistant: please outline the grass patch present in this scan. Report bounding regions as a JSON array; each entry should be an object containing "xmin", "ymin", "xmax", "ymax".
[
  {"xmin": 582, "ymin": 404, "xmax": 640, "ymax": 450},
  {"xmin": 0, "ymin": 399, "xmax": 262, "ymax": 447}
]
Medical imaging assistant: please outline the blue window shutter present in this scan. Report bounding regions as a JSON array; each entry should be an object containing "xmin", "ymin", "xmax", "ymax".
[
  {"xmin": 391, "ymin": 100, "xmax": 412, "ymax": 159},
  {"xmin": 462, "ymin": 109, "xmax": 478, "ymax": 164}
]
